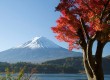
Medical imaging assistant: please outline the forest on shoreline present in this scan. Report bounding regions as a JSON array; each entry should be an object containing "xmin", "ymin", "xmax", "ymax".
[{"xmin": 0, "ymin": 57, "xmax": 109, "ymax": 74}]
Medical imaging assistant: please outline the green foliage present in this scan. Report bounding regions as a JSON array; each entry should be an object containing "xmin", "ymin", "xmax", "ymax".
[
  {"xmin": 0, "ymin": 67, "xmax": 38, "ymax": 80},
  {"xmin": 17, "ymin": 67, "xmax": 24, "ymax": 80},
  {"xmin": 0, "ymin": 57, "xmax": 109, "ymax": 75}
]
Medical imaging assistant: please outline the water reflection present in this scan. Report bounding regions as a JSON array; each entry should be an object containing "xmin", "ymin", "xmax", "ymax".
[{"xmin": 31, "ymin": 74, "xmax": 110, "ymax": 80}]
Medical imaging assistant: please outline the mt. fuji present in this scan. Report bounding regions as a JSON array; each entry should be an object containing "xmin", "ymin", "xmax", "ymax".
[
  {"xmin": 14, "ymin": 36, "xmax": 61, "ymax": 49},
  {"xmin": 0, "ymin": 36, "xmax": 82, "ymax": 63}
]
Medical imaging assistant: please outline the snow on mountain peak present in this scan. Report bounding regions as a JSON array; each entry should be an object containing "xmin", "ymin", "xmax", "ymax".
[
  {"xmin": 14, "ymin": 36, "xmax": 61, "ymax": 49},
  {"xmin": 32, "ymin": 36, "xmax": 41, "ymax": 42},
  {"xmin": 0, "ymin": 36, "xmax": 82, "ymax": 63},
  {"xmin": 31, "ymin": 36, "xmax": 45, "ymax": 42}
]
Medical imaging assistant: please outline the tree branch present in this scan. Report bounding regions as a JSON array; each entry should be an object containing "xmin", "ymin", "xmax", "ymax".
[
  {"xmin": 94, "ymin": 41, "xmax": 107, "ymax": 75},
  {"xmin": 80, "ymin": 18, "xmax": 90, "ymax": 40},
  {"xmin": 82, "ymin": 0, "xmax": 96, "ymax": 14},
  {"xmin": 86, "ymin": 39, "xmax": 96, "ymax": 75},
  {"xmin": 82, "ymin": 39, "xmax": 96, "ymax": 77},
  {"xmin": 95, "ymin": 41, "xmax": 107, "ymax": 62},
  {"xmin": 77, "ymin": 28, "xmax": 87, "ymax": 52},
  {"xmin": 100, "ymin": 0, "xmax": 110, "ymax": 22}
]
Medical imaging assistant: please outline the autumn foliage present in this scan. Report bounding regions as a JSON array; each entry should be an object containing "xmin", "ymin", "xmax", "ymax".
[{"xmin": 52, "ymin": 0, "xmax": 110, "ymax": 50}]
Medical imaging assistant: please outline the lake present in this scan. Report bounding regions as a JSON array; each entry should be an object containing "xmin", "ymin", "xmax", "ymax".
[{"xmin": 30, "ymin": 74, "xmax": 110, "ymax": 80}]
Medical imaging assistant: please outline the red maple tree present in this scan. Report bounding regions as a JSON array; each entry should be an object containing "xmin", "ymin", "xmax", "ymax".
[{"xmin": 52, "ymin": 0, "xmax": 110, "ymax": 80}]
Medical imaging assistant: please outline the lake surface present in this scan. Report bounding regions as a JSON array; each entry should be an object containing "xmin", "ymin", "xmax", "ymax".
[{"xmin": 30, "ymin": 74, "xmax": 110, "ymax": 80}]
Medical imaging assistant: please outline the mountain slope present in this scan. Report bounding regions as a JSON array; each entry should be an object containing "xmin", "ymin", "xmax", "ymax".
[
  {"xmin": 0, "ymin": 36, "xmax": 82, "ymax": 63},
  {"xmin": 14, "ymin": 37, "xmax": 61, "ymax": 49}
]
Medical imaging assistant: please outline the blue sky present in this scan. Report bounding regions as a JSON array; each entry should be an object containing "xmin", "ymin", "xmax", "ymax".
[{"xmin": 0, "ymin": 0, "xmax": 109, "ymax": 56}]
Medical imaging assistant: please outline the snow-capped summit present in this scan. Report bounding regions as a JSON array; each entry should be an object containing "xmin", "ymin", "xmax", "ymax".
[
  {"xmin": 15, "ymin": 36, "xmax": 61, "ymax": 49},
  {"xmin": 0, "ymin": 36, "xmax": 82, "ymax": 63}
]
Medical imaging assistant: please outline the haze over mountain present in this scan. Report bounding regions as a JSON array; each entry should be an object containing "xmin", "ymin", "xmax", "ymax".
[{"xmin": 0, "ymin": 36, "xmax": 82, "ymax": 63}]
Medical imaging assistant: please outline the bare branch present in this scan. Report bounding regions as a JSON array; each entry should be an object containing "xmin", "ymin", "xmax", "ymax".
[{"xmin": 80, "ymin": 18, "xmax": 90, "ymax": 40}]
